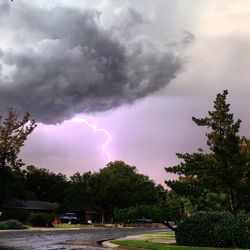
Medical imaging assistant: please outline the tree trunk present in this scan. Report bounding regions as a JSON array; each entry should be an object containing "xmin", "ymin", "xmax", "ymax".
[
  {"xmin": 0, "ymin": 156, "xmax": 6, "ymax": 207},
  {"xmin": 162, "ymin": 220, "xmax": 177, "ymax": 232},
  {"xmin": 110, "ymin": 213, "xmax": 114, "ymax": 224},
  {"xmin": 228, "ymin": 185, "xmax": 237, "ymax": 215},
  {"xmin": 101, "ymin": 212, "xmax": 105, "ymax": 224}
]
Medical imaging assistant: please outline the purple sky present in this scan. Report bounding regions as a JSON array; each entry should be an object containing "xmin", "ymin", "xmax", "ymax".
[{"xmin": 1, "ymin": 0, "xmax": 250, "ymax": 186}]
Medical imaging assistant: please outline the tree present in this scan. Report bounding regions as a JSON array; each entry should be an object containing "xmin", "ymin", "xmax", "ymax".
[
  {"xmin": 166, "ymin": 90, "xmax": 250, "ymax": 215},
  {"xmin": 63, "ymin": 171, "xmax": 96, "ymax": 217},
  {"xmin": 114, "ymin": 190, "xmax": 185, "ymax": 231},
  {"xmin": 0, "ymin": 109, "xmax": 36, "ymax": 205},
  {"xmin": 166, "ymin": 153, "xmax": 227, "ymax": 213},
  {"xmin": 92, "ymin": 161, "xmax": 163, "ymax": 223},
  {"xmin": 24, "ymin": 165, "xmax": 68, "ymax": 203},
  {"xmin": 5, "ymin": 166, "xmax": 26, "ymax": 201},
  {"xmin": 161, "ymin": 191, "xmax": 186, "ymax": 231}
]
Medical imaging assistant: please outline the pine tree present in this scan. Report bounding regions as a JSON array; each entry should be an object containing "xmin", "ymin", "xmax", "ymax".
[
  {"xmin": 166, "ymin": 90, "xmax": 249, "ymax": 214},
  {"xmin": 193, "ymin": 90, "xmax": 243, "ymax": 214}
]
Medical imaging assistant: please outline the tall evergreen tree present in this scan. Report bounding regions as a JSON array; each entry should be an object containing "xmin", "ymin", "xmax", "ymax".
[
  {"xmin": 166, "ymin": 90, "xmax": 249, "ymax": 214},
  {"xmin": 192, "ymin": 90, "xmax": 243, "ymax": 214}
]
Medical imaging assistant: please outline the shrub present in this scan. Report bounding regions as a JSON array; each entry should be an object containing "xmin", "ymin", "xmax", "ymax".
[
  {"xmin": 114, "ymin": 207, "xmax": 138, "ymax": 223},
  {"xmin": 0, "ymin": 224, "xmax": 8, "ymax": 230},
  {"xmin": 114, "ymin": 203, "xmax": 168, "ymax": 223},
  {"xmin": 214, "ymin": 213, "xmax": 250, "ymax": 248},
  {"xmin": 176, "ymin": 211, "xmax": 250, "ymax": 248},
  {"xmin": 27, "ymin": 213, "xmax": 53, "ymax": 227},
  {"xmin": 1, "ymin": 209, "xmax": 30, "ymax": 223},
  {"xmin": 0, "ymin": 220, "xmax": 26, "ymax": 230}
]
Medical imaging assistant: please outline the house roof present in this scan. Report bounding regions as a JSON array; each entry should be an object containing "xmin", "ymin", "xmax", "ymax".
[{"xmin": 2, "ymin": 199, "xmax": 59, "ymax": 211}]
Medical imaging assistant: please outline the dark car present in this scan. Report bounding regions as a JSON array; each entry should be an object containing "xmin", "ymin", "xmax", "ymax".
[
  {"xmin": 58, "ymin": 213, "xmax": 79, "ymax": 224},
  {"xmin": 135, "ymin": 217, "xmax": 152, "ymax": 224},
  {"xmin": 128, "ymin": 217, "xmax": 152, "ymax": 224}
]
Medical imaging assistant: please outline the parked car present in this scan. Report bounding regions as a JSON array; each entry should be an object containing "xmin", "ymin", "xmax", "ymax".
[
  {"xmin": 135, "ymin": 217, "xmax": 152, "ymax": 224},
  {"xmin": 128, "ymin": 217, "xmax": 152, "ymax": 224},
  {"xmin": 58, "ymin": 213, "xmax": 79, "ymax": 224}
]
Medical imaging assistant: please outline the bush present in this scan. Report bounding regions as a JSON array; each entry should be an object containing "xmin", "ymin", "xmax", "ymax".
[
  {"xmin": 176, "ymin": 211, "xmax": 250, "ymax": 248},
  {"xmin": 1, "ymin": 209, "xmax": 30, "ymax": 223},
  {"xmin": 214, "ymin": 213, "xmax": 250, "ymax": 248},
  {"xmin": 0, "ymin": 224, "xmax": 8, "ymax": 230},
  {"xmin": 114, "ymin": 207, "xmax": 138, "ymax": 223},
  {"xmin": 0, "ymin": 219, "xmax": 26, "ymax": 230},
  {"xmin": 114, "ymin": 203, "xmax": 168, "ymax": 223},
  {"xmin": 27, "ymin": 213, "xmax": 53, "ymax": 227}
]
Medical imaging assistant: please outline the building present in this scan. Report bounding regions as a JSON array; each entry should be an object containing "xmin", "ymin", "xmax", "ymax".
[{"xmin": 2, "ymin": 199, "xmax": 58, "ymax": 213}]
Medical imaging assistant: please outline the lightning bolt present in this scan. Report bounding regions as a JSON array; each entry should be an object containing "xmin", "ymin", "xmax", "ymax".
[{"xmin": 72, "ymin": 117, "xmax": 112, "ymax": 163}]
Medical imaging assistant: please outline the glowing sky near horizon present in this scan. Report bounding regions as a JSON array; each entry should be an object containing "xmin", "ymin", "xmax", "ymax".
[{"xmin": 1, "ymin": 0, "xmax": 250, "ymax": 185}]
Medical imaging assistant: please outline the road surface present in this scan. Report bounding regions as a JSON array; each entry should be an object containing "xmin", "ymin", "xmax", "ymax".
[{"xmin": 0, "ymin": 227, "xmax": 167, "ymax": 250}]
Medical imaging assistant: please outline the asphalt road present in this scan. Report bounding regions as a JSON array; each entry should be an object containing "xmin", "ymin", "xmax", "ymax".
[{"xmin": 0, "ymin": 227, "xmax": 167, "ymax": 250}]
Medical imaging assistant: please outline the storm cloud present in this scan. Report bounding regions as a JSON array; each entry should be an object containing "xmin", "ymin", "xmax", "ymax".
[{"xmin": 0, "ymin": 1, "xmax": 193, "ymax": 123}]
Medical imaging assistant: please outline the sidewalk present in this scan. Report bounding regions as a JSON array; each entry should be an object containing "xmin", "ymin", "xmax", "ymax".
[{"xmin": 102, "ymin": 233, "xmax": 176, "ymax": 248}]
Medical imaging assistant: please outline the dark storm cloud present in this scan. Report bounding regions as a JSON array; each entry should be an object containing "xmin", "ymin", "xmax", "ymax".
[{"xmin": 0, "ymin": 2, "xmax": 193, "ymax": 123}]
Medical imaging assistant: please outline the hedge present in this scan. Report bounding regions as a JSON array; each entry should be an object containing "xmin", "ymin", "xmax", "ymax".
[
  {"xmin": 1, "ymin": 209, "xmax": 30, "ymax": 223},
  {"xmin": 27, "ymin": 213, "xmax": 53, "ymax": 227},
  {"xmin": 176, "ymin": 211, "xmax": 250, "ymax": 248},
  {"xmin": 0, "ymin": 220, "xmax": 26, "ymax": 230}
]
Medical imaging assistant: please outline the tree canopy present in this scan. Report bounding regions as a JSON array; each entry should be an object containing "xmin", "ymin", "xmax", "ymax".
[
  {"xmin": 166, "ymin": 90, "xmax": 250, "ymax": 215},
  {"xmin": 91, "ymin": 161, "xmax": 165, "ymax": 222},
  {"xmin": 0, "ymin": 109, "xmax": 36, "ymax": 205}
]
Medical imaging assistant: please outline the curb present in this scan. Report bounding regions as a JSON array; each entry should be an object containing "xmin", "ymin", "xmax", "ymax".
[{"xmin": 102, "ymin": 241, "xmax": 120, "ymax": 248}]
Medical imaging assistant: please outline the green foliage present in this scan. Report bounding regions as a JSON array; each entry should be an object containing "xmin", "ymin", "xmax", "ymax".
[
  {"xmin": 114, "ymin": 191, "xmax": 185, "ymax": 225},
  {"xmin": 0, "ymin": 108, "xmax": 36, "ymax": 204},
  {"xmin": 27, "ymin": 213, "xmax": 53, "ymax": 227},
  {"xmin": 176, "ymin": 211, "xmax": 250, "ymax": 248},
  {"xmin": 1, "ymin": 161, "xmax": 163, "ymax": 224},
  {"xmin": 63, "ymin": 171, "xmax": 95, "ymax": 214},
  {"xmin": 0, "ymin": 223, "xmax": 8, "ymax": 230},
  {"xmin": 24, "ymin": 166, "xmax": 68, "ymax": 203},
  {"xmin": 166, "ymin": 90, "xmax": 250, "ymax": 214},
  {"xmin": 213, "ymin": 213, "xmax": 250, "ymax": 248},
  {"xmin": 0, "ymin": 108, "xmax": 36, "ymax": 168},
  {"xmin": 0, "ymin": 219, "xmax": 26, "ymax": 230},
  {"xmin": 92, "ymin": 161, "xmax": 164, "ymax": 222},
  {"xmin": 119, "ymin": 193, "xmax": 177, "ymax": 232},
  {"xmin": 164, "ymin": 191, "xmax": 186, "ymax": 223},
  {"xmin": 0, "ymin": 111, "xmax": 164, "ymax": 223},
  {"xmin": 1, "ymin": 209, "xmax": 30, "ymax": 223},
  {"xmin": 114, "ymin": 205, "xmax": 148, "ymax": 223},
  {"xmin": 5, "ymin": 168, "xmax": 26, "ymax": 200}
]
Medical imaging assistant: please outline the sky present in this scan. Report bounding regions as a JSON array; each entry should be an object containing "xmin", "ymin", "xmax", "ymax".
[{"xmin": 0, "ymin": 0, "xmax": 250, "ymax": 186}]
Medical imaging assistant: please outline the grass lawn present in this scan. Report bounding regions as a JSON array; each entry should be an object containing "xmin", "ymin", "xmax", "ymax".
[
  {"xmin": 144, "ymin": 232, "xmax": 175, "ymax": 238},
  {"xmin": 111, "ymin": 240, "xmax": 250, "ymax": 250},
  {"xmin": 53, "ymin": 223, "xmax": 90, "ymax": 229}
]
